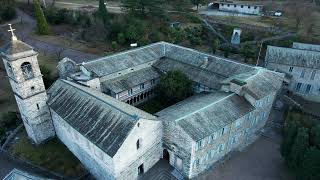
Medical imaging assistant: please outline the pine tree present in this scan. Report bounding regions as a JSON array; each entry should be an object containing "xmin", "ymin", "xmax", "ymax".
[
  {"xmin": 34, "ymin": 0, "xmax": 49, "ymax": 35},
  {"xmin": 98, "ymin": 0, "xmax": 108, "ymax": 25},
  {"xmin": 301, "ymin": 147, "xmax": 320, "ymax": 180},
  {"xmin": 288, "ymin": 127, "xmax": 309, "ymax": 170}
]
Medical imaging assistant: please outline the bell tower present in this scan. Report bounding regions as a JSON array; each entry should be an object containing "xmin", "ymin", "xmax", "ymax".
[{"xmin": 1, "ymin": 24, "xmax": 55, "ymax": 144}]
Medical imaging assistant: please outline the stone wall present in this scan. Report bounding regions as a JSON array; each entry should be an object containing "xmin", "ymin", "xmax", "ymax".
[
  {"xmin": 267, "ymin": 62, "xmax": 320, "ymax": 99},
  {"xmin": 51, "ymin": 111, "xmax": 116, "ymax": 180},
  {"xmin": 219, "ymin": 3, "xmax": 262, "ymax": 15},
  {"xmin": 113, "ymin": 119, "xmax": 162, "ymax": 179},
  {"xmin": 163, "ymin": 121, "xmax": 193, "ymax": 178}
]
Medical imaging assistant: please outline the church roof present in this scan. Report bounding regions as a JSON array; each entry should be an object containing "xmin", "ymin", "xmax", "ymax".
[
  {"xmin": 265, "ymin": 45, "xmax": 320, "ymax": 69},
  {"xmin": 47, "ymin": 80, "xmax": 155, "ymax": 157},
  {"xmin": 156, "ymin": 92, "xmax": 255, "ymax": 141},
  {"xmin": 101, "ymin": 67, "xmax": 160, "ymax": 93}
]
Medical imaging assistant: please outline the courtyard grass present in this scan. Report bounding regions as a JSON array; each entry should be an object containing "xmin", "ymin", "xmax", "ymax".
[{"xmin": 8, "ymin": 130, "xmax": 86, "ymax": 177}]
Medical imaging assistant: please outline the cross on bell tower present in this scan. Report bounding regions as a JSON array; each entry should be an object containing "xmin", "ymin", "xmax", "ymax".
[{"xmin": 8, "ymin": 24, "xmax": 17, "ymax": 41}]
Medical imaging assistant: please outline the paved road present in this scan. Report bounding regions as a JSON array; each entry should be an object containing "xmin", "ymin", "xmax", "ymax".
[
  {"xmin": 0, "ymin": 149, "xmax": 58, "ymax": 179},
  {"xmin": 1, "ymin": 9, "xmax": 98, "ymax": 63}
]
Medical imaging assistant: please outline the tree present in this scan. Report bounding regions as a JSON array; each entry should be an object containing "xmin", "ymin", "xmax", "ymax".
[
  {"xmin": 191, "ymin": 0, "xmax": 206, "ymax": 11},
  {"xmin": 301, "ymin": 147, "xmax": 320, "ymax": 180},
  {"xmin": 285, "ymin": 1, "xmax": 309, "ymax": 30},
  {"xmin": 288, "ymin": 127, "xmax": 309, "ymax": 170},
  {"xmin": 311, "ymin": 124, "xmax": 320, "ymax": 148},
  {"xmin": 34, "ymin": 0, "xmax": 49, "ymax": 35},
  {"xmin": 98, "ymin": 0, "xmax": 108, "ymax": 25},
  {"xmin": 240, "ymin": 44, "xmax": 256, "ymax": 63},
  {"xmin": 224, "ymin": 45, "xmax": 231, "ymax": 58},
  {"xmin": 281, "ymin": 119, "xmax": 298, "ymax": 158},
  {"xmin": 159, "ymin": 70, "xmax": 192, "ymax": 103},
  {"xmin": 212, "ymin": 39, "xmax": 220, "ymax": 54}
]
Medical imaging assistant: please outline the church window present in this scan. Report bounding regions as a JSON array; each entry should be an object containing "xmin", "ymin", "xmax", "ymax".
[
  {"xmin": 36, "ymin": 103, "xmax": 40, "ymax": 110},
  {"xmin": 227, "ymin": 4, "xmax": 230, "ymax": 7},
  {"xmin": 241, "ymin": 5, "xmax": 244, "ymax": 8},
  {"xmin": 31, "ymin": 86, "xmax": 35, "ymax": 91},
  {"xmin": 254, "ymin": 6, "xmax": 257, "ymax": 9},
  {"xmin": 248, "ymin": 6, "xmax": 251, "ymax": 9},
  {"xmin": 128, "ymin": 89, "xmax": 133, "ymax": 95},
  {"xmin": 296, "ymin": 83, "xmax": 302, "ymax": 92},
  {"xmin": 300, "ymin": 70, "xmax": 305, "ymax": 78},
  {"xmin": 21, "ymin": 62, "xmax": 34, "ymax": 80},
  {"xmin": 136, "ymin": 139, "xmax": 141, "ymax": 149},
  {"xmin": 140, "ymin": 83, "xmax": 145, "ymax": 89},
  {"xmin": 306, "ymin": 84, "xmax": 312, "ymax": 94},
  {"xmin": 311, "ymin": 70, "xmax": 316, "ymax": 80},
  {"xmin": 289, "ymin": 67, "xmax": 293, "ymax": 72},
  {"xmin": 196, "ymin": 140, "xmax": 202, "ymax": 151},
  {"xmin": 221, "ymin": 127, "xmax": 225, "ymax": 136},
  {"xmin": 7, "ymin": 63, "xmax": 14, "ymax": 77},
  {"xmin": 234, "ymin": 5, "xmax": 236, "ymax": 7},
  {"xmin": 137, "ymin": 123, "xmax": 140, "ymax": 127}
]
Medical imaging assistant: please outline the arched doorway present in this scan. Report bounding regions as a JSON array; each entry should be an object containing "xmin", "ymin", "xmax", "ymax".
[
  {"xmin": 163, "ymin": 149, "xmax": 170, "ymax": 162},
  {"xmin": 210, "ymin": 3, "xmax": 220, "ymax": 9}
]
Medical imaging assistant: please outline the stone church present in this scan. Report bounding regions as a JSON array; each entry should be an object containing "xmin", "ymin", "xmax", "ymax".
[{"xmin": 1, "ymin": 30, "xmax": 284, "ymax": 179}]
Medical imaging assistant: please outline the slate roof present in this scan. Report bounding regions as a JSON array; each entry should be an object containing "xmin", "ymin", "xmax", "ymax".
[
  {"xmin": 47, "ymin": 80, "xmax": 155, "ymax": 157},
  {"xmin": 156, "ymin": 92, "xmax": 255, "ymax": 141},
  {"xmin": 102, "ymin": 67, "xmax": 160, "ymax": 93},
  {"xmin": 222, "ymin": 68, "xmax": 284, "ymax": 100},
  {"xmin": 82, "ymin": 43, "xmax": 164, "ymax": 77},
  {"xmin": 265, "ymin": 45, "xmax": 320, "ymax": 69},
  {"xmin": 293, "ymin": 42, "xmax": 320, "ymax": 52}
]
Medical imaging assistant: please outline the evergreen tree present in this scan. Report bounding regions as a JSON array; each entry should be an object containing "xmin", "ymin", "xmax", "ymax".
[
  {"xmin": 311, "ymin": 124, "xmax": 320, "ymax": 149},
  {"xmin": 212, "ymin": 39, "xmax": 220, "ymax": 54},
  {"xmin": 281, "ymin": 119, "xmax": 298, "ymax": 158},
  {"xmin": 288, "ymin": 127, "xmax": 309, "ymax": 170},
  {"xmin": 301, "ymin": 147, "xmax": 320, "ymax": 180},
  {"xmin": 34, "ymin": 0, "xmax": 49, "ymax": 35},
  {"xmin": 98, "ymin": 0, "xmax": 108, "ymax": 25},
  {"xmin": 241, "ymin": 44, "xmax": 256, "ymax": 63}
]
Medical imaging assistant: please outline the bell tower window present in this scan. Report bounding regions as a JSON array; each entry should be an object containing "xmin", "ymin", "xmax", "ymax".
[
  {"xmin": 21, "ymin": 62, "xmax": 34, "ymax": 80},
  {"xmin": 7, "ymin": 62, "xmax": 14, "ymax": 77}
]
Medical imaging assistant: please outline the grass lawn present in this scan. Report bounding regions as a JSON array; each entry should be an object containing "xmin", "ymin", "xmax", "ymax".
[
  {"xmin": 137, "ymin": 97, "xmax": 173, "ymax": 114},
  {"xmin": 8, "ymin": 130, "xmax": 86, "ymax": 177}
]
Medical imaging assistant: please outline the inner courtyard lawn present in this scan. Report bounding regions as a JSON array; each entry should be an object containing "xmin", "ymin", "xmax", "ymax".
[
  {"xmin": 8, "ymin": 130, "xmax": 86, "ymax": 178},
  {"xmin": 137, "ymin": 96, "xmax": 174, "ymax": 114}
]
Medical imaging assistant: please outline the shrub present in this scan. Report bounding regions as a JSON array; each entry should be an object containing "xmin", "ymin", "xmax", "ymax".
[
  {"xmin": 0, "ymin": 112, "xmax": 20, "ymax": 129},
  {"xmin": 111, "ymin": 41, "xmax": 118, "ymax": 50},
  {"xmin": 117, "ymin": 33, "xmax": 126, "ymax": 45}
]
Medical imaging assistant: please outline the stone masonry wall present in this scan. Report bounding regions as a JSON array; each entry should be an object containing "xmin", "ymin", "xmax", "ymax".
[
  {"xmin": 51, "ymin": 110, "xmax": 116, "ymax": 180},
  {"xmin": 113, "ymin": 119, "xmax": 162, "ymax": 179}
]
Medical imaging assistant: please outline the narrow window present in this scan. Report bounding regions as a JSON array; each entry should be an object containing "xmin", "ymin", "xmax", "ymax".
[
  {"xmin": 241, "ymin": 5, "xmax": 244, "ymax": 8},
  {"xmin": 136, "ymin": 139, "xmax": 141, "ymax": 149},
  {"xmin": 31, "ymin": 86, "xmax": 35, "ymax": 91},
  {"xmin": 221, "ymin": 127, "xmax": 225, "ymax": 136},
  {"xmin": 234, "ymin": 5, "xmax": 236, "ymax": 7},
  {"xmin": 254, "ymin": 6, "xmax": 257, "ymax": 9},
  {"xmin": 296, "ymin": 83, "xmax": 302, "ymax": 92},
  {"xmin": 36, "ymin": 103, "xmax": 40, "ymax": 110},
  {"xmin": 138, "ymin": 164, "xmax": 144, "ymax": 175},
  {"xmin": 311, "ymin": 70, "xmax": 316, "ymax": 80},
  {"xmin": 227, "ymin": 4, "xmax": 230, "ymax": 7},
  {"xmin": 128, "ymin": 89, "xmax": 133, "ymax": 95},
  {"xmin": 289, "ymin": 67, "xmax": 294, "ymax": 72},
  {"xmin": 151, "ymin": 79, "xmax": 155, "ymax": 85},
  {"xmin": 140, "ymin": 83, "xmax": 144, "ymax": 89},
  {"xmin": 300, "ymin": 70, "xmax": 305, "ymax": 78},
  {"xmin": 306, "ymin": 84, "xmax": 312, "ymax": 94},
  {"xmin": 248, "ymin": 6, "xmax": 251, "ymax": 9}
]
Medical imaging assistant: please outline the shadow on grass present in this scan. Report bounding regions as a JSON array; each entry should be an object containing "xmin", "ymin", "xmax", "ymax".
[{"xmin": 8, "ymin": 130, "xmax": 86, "ymax": 178}]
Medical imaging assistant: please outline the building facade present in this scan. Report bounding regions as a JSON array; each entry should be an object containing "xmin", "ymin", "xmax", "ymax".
[
  {"xmin": 2, "ymin": 33, "xmax": 283, "ymax": 179},
  {"xmin": 210, "ymin": 1, "xmax": 263, "ymax": 15},
  {"xmin": 265, "ymin": 43, "xmax": 320, "ymax": 102}
]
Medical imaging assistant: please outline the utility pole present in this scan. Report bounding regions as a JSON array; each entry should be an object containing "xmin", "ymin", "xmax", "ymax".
[{"xmin": 256, "ymin": 41, "xmax": 263, "ymax": 66}]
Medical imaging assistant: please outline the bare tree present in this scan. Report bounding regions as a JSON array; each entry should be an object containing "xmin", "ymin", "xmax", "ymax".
[{"xmin": 285, "ymin": 1, "xmax": 310, "ymax": 30}]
